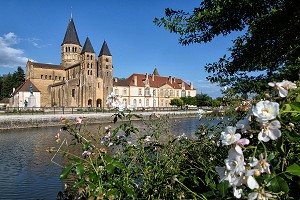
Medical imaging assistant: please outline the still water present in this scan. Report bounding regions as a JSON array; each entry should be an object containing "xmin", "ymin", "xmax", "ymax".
[{"xmin": 0, "ymin": 117, "xmax": 200, "ymax": 200}]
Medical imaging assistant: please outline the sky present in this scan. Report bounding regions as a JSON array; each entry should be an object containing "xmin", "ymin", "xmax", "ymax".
[{"xmin": 0, "ymin": 0, "xmax": 237, "ymax": 98}]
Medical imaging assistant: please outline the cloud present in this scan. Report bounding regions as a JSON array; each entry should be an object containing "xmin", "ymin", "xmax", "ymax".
[
  {"xmin": 194, "ymin": 79, "xmax": 223, "ymax": 99},
  {"xmin": 0, "ymin": 32, "xmax": 29, "ymax": 68}
]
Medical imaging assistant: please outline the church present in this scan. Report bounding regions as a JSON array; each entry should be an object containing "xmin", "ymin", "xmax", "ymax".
[{"xmin": 11, "ymin": 17, "xmax": 196, "ymax": 108}]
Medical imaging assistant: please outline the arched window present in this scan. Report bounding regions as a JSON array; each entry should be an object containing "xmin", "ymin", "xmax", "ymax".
[
  {"xmin": 106, "ymin": 58, "xmax": 109, "ymax": 62},
  {"xmin": 91, "ymin": 63, "xmax": 93, "ymax": 68},
  {"xmin": 91, "ymin": 55, "xmax": 93, "ymax": 60},
  {"xmin": 87, "ymin": 63, "xmax": 90, "ymax": 68},
  {"xmin": 49, "ymin": 75, "xmax": 52, "ymax": 80},
  {"xmin": 87, "ymin": 55, "xmax": 89, "ymax": 60},
  {"xmin": 41, "ymin": 75, "xmax": 43, "ymax": 79},
  {"xmin": 45, "ymin": 75, "xmax": 48, "ymax": 79},
  {"xmin": 88, "ymin": 70, "xmax": 90, "ymax": 75}
]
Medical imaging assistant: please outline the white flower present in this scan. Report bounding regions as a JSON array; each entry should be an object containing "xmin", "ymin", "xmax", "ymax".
[
  {"xmin": 268, "ymin": 80, "xmax": 297, "ymax": 97},
  {"xmin": 258, "ymin": 120, "xmax": 281, "ymax": 142},
  {"xmin": 236, "ymin": 118, "xmax": 251, "ymax": 133},
  {"xmin": 220, "ymin": 126, "xmax": 241, "ymax": 145},
  {"xmin": 225, "ymin": 147, "xmax": 245, "ymax": 174},
  {"xmin": 252, "ymin": 100, "xmax": 279, "ymax": 122},
  {"xmin": 144, "ymin": 136, "xmax": 151, "ymax": 142},
  {"xmin": 249, "ymin": 154, "xmax": 271, "ymax": 174},
  {"xmin": 233, "ymin": 187, "xmax": 243, "ymax": 199}
]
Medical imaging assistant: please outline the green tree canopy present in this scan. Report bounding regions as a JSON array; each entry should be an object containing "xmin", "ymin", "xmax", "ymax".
[
  {"xmin": 154, "ymin": 0, "xmax": 300, "ymax": 94},
  {"xmin": 170, "ymin": 98, "xmax": 184, "ymax": 107}
]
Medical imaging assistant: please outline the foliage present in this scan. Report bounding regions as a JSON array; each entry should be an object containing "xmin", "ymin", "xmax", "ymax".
[
  {"xmin": 170, "ymin": 98, "xmax": 184, "ymax": 107},
  {"xmin": 50, "ymin": 81, "xmax": 299, "ymax": 199},
  {"xmin": 154, "ymin": 0, "xmax": 300, "ymax": 95},
  {"xmin": 0, "ymin": 66, "xmax": 25, "ymax": 100}
]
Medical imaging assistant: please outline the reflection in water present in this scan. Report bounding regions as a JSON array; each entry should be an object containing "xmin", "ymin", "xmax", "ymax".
[{"xmin": 0, "ymin": 117, "xmax": 200, "ymax": 200}]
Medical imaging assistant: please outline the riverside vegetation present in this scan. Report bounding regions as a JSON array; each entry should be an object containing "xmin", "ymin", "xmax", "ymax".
[{"xmin": 48, "ymin": 80, "xmax": 300, "ymax": 199}]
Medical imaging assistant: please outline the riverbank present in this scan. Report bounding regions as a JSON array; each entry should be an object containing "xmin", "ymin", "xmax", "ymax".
[{"xmin": 0, "ymin": 110, "xmax": 200, "ymax": 130}]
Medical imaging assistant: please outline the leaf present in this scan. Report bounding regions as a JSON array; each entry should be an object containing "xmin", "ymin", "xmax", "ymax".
[
  {"xmin": 124, "ymin": 187, "xmax": 135, "ymax": 197},
  {"xmin": 290, "ymin": 102, "xmax": 300, "ymax": 111},
  {"xmin": 76, "ymin": 163, "xmax": 84, "ymax": 178},
  {"xmin": 106, "ymin": 163, "xmax": 115, "ymax": 174},
  {"xmin": 217, "ymin": 181, "xmax": 229, "ymax": 197},
  {"xmin": 286, "ymin": 163, "xmax": 300, "ymax": 176},
  {"xmin": 103, "ymin": 155, "xmax": 113, "ymax": 164},
  {"xmin": 60, "ymin": 164, "xmax": 74, "ymax": 180},
  {"xmin": 106, "ymin": 188, "xmax": 119, "ymax": 196},
  {"xmin": 268, "ymin": 176, "xmax": 289, "ymax": 193}
]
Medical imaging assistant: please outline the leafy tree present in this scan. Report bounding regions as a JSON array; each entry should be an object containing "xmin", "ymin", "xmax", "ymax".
[
  {"xmin": 0, "ymin": 67, "xmax": 25, "ymax": 100},
  {"xmin": 170, "ymin": 98, "xmax": 184, "ymax": 107},
  {"xmin": 154, "ymin": 0, "xmax": 300, "ymax": 95},
  {"xmin": 194, "ymin": 93, "xmax": 212, "ymax": 106},
  {"xmin": 13, "ymin": 66, "xmax": 25, "ymax": 89},
  {"xmin": 180, "ymin": 96, "xmax": 196, "ymax": 106}
]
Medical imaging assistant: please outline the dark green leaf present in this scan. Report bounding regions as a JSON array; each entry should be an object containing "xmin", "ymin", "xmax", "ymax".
[
  {"xmin": 268, "ymin": 176, "xmax": 289, "ymax": 193},
  {"xmin": 286, "ymin": 163, "xmax": 300, "ymax": 176},
  {"xmin": 217, "ymin": 181, "xmax": 229, "ymax": 197},
  {"xmin": 60, "ymin": 164, "xmax": 74, "ymax": 180},
  {"xmin": 76, "ymin": 163, "xmax": 84, "ymax": 178}
]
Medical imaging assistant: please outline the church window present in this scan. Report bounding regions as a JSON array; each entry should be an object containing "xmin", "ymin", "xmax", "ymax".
[
  {"xmin": 106, "ymin": 72, "xmax": 109, "ymax": 76},
  {"xmin": 91, "ymin": 63, "xmax": 93, "ymax": 68},
  {"xmin": 88, "ymin": 70, "xmax": 90, "ymax": 75},
  {"xmin": 41, "ymin": 75, "xmax": 43, "ymax": 79},
  {"xmin": 72, "ymin": 47, "xmax": 75, "ymax": 52},
  {"xmin": 72, "ymin": 89, "xmax": 75, "ymax": 97},
  {"xmin": 106, "ymin": 65, "xmax": 109, "ymax": 69},
  {"xmin": 91, "ymin": 55, "xmax": 93, "ymax": 60},
  {"xmin": 68, "ymin": 47, "xmax": 70, "ymax": 52},
  {"xmin": 45, "ymin": 75, "xmax": 48, "ymax": 79},
  {"xmin": 106, "ymin": 58, "xmax": 109, "ymax": 62},
  {"xmin": 49, "ymin": 75, "xmax": 52, "ymax": 80},
  {"xmin": 55, "ymin": 76, "xmax": 57, "ymax": 80},
  {"xmin": 98, "ymin": 83, "xmax": 100, "ymax": 88},
  {"xmin": 90, "ymin": 70, "xmax": 92, "ymax": 75},
  {"xmin": 75, "ymin": 47, "xmax": 77, "ymax": 52},
  {"xmin": 59, "ymin": 76, "xmax": 61, "ymax": 80},
  {"xmin": 87, "ymin": 63, "xmax": 90, "ymax": 68},
  {"xmin": 87, "ymin": 55, "xmax": 89, "ymax": 60}
]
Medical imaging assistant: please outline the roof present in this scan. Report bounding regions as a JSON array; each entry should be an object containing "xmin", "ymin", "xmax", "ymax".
[
  {"xmin": 81, "ymin": 37, "xmax": 95, "ymax": 54},
  {"xmin": 62, "ymin": 17, "xmax": 81, "ymax": 46},
  {"xmin": 11, "ymin": 79, "xmax": 40, "ymax": 96},
  {"xmin": 99, "ymin": 40, "xmax": 112, "ymax": 56},
  {"xmin": 153, "ymin": 68, "xmax": 159, "ymax": 76},
  {"xmin": 65, "ymin": 62, "xmax": 81, "ymax": 70},
  {"xmin": 28, "ymin": 61, "xmax": 64, "ymax": 70},
  {"xmin": 0, "ymin": 98, "xmax": 9, "ymax": 104},
  {"xmin": 113, "ymin": 73, "xmax": 195, "ymax": 90}
]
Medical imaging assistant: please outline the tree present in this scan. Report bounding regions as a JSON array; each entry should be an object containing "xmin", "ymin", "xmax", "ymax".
[
  {"xmin": 170, "ymin": 98, "xmax": 184, "ymax": 107},
  {"xmin": 0, "ymin": 67, "xmax": 25, "ymax": 100},
  {"xmin": 154, "ymin": 0, "xmax": 300, "ymax": 95},
  {"xmin": 181, "ymin": 96, "xmax": 196, "ymax": 106},
  {"xmin": 194, "ymin": 93, "xmax": 212, "ymax": 107}
]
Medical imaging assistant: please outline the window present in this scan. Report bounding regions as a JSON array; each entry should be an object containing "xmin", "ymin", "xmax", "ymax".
[
  {"xmin": 153, "ymin": 100, "xmax": 156, "ymax": 107},
  {"xmin": 188, "ymin": 91, "xmax": 190, "ymax": 96},
  {"xmin": 41, "ymin": 75, "xmax": 43, "ymax": 79},
  {"xmin": 160, "ymin": 100, "xmax": 164, "ymax": 106},
  {"xmin": 170, "ymin": 90, "xmax": 173, "ymax": 97},
  {"xmin": 59, "ymin": 76, "xmax": 61, "ymax": 80},
  {"xmin": 55, "ymin": 76, "xmax": 57, "ymax": 80},
  {"xmin": 45, "ymin": 75, "xmax": 48, "ymax": 79},
  {"xmin": 165, "ymin": 90, "xmax": 169, "ymax": 97},
  {"xmin": 49, "ymin": 75, "xmax": 52, "ymax": 80},
  {"xmin": 106, "ymin": 72, "xmax": 109, "ymax": 76},
  {"xmin": 90, "ymin": 70, "xmax": 92, "ymax": 75},
  {"xmin": 115, "ymin": 89, "xmax": 119, "ymax": 95},
  {"xmin": 146, "ymin": 99, "xmax": 149, "ymax": 107},
  {"xmin": 181, "ymin": 90, "xmax": 186, "ymax": 97},
  {"xmin": 72, "ymin": 89, "xmax": 75, "ymax": 97},
  {"xmin": 176, "ymin": 91, "xmax": 179, "ymax": 97},
  {"xmin": 91, "ymin": 63, "xmax": 93, "ymax": 68},
  {"xmin": 123, "ymin": 89, "xmax": 127, "ymax": 95},
  {"xmin": 63, "ymin": 77, "xmax": 65, "ymax": 81},
  {"xmin": 153, "ymin": 89, "xmax": 156, "ymax": 96},
  {"xmin": 87, "ymin": 63, "xmax": 90, "ymax": 68},
  {"xmin": 133, "ymin": 99, "xmax": 137, "ymax": 106},
  {"xmin": 145, "ymin": 87, "xmax": 150, "ymax": 96},
  {"xmin": 88, "ymin": 70, "xmax": 90, "ymax": 75},
  {"xmin": 87, "ymin": 55, "xmax": 90, "ymax": 60},
  {"xmin": 106, "ymin": 65, "xmax": 109, "ymax": 69},
  {"xmin": 160, "ymin": 89, "xmax": 163, "ymax": 96},
  {"xmin": 138, "ymin": 88, "xmax": 142, "ymax": 95},
  {"xmin": 139, "ymin": 99, "xmax": 142, "ymax": 105},
  {"xmin": 165, "ymin": 100, "xmax": 169, "ymax": 107},
  {"xmin": 106, "ymin": 58, "xmax": 109, "ymax": 62},
  {"xmin": 91, "ymin": 55, "xmax": 93, "ymax": 60},
  {"xmin": 98, "ymin": 82, "xmax": 100, "ymax": 88}
]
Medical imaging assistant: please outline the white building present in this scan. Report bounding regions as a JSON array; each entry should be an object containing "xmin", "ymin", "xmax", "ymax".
[
  {"xmin": 10, "ymin": 80, "xmax": 41, "ymax": 108},
  {"xmin": 113, "ymin": 68, "xmax": 196, "ymax": 108}
]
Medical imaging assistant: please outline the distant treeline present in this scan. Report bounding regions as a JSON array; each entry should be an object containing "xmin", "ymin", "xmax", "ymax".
[{"xmin": 0, "ymin": 66, "xmax": 25, "ymax": 100}]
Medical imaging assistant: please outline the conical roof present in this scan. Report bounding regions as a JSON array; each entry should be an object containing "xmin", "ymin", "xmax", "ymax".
[
  {"xmin": 62, "ymin": 17, "xmax": 81, "ymax": 46},
  {"xmin": 98, "ymin": 40, "xmax": 112, "ymax": 56},
  {"xmin": 81, "ymin": 37, "xmax": 95, "ymax": 54},
  {"xmin": 153, "ymin": 68, "xmax": 159, "ymax": 76}
]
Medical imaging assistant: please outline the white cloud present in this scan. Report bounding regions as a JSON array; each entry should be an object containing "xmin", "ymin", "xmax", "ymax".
[
  {"xmin": 194, "ymin": 79, "xmax": 223, "ymax": 99},
  {"xmin": 0, "ymin": 32, "xmax": 30, "ymax": 68}
]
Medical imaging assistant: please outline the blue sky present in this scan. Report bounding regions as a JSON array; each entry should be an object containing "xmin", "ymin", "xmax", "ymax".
[{"xmin": 0, "ymin": 0, "xmax": 237, "ymax": 98}]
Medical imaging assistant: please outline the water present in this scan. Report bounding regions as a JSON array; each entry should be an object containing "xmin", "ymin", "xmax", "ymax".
[{"xmin": 0, "ymin": 117, "xmax": 200, "ymax": 200}]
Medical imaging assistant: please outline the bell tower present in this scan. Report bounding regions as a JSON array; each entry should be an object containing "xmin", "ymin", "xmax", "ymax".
[
  {"xmin": 61, "ymin": 17, "xmax": 82, "ymax": 68},
  {"xmin": 97, "ymin": 40, "xmax": 113, "ymax": 105}
]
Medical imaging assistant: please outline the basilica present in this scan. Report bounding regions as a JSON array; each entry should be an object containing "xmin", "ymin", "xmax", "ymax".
[{"xmin": 11, "ymin": 17, "xmax": 196, "ymax": 108}]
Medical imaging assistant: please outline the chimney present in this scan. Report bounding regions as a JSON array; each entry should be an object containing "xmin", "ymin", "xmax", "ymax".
[
  {"xmin": 133, "ymin": 75, "xmax": 137, "ymax": 86},
  {"xmin": 146, "ymin": 73, "xmax": 148, "ymax": 80},
  {"xmin": 152, "ymin": 74, "xmax": 155, "ymax": 81},
  {"xmin": 173, "ymin": 77, "xmax": 176, "ymax": 83},
  {"xmin": 114, "ymin": 77, "xmax": 118, "ymax": 82},
  {"xmin": 190, "ymin": 82, "xmax": 193, "ymax": 90},
  {"xmin": 169, "ymin": 76, "xmax": 172, "ymax": 84}
]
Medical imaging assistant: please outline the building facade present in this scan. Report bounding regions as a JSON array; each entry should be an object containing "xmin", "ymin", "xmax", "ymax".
[
  {"xmin": 24, "ymin": 17, "xmax": 113, "ymax": 107},
  {"xmin": 113, "ymin": 69, "xmax": 196, "ymax": 109}
]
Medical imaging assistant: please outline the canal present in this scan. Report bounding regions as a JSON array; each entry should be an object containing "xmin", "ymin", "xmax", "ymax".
[{"xmin": 0, "ymin": 117, "xmax": 201, "ymax": 200}]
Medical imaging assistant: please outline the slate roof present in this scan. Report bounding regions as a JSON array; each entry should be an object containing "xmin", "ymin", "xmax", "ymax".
[
  {"xmin": 11, "ymin": 79, "xmax": 40, "ymax": 96},
  {"xmin": 113, "ymin": 73, "xmax": 195, "ymax": 90},
  {"xmin": 81, "ymin": 37, "xmax": 95, "ymax": 54},
  {"xmin": 29, "ymin": 62, "xmax": 64, "ymax": 70},
  {"xmin": 153, "ymin": 68, "xmax": 159, "ymax": 76},
  {"xmin": 62, "ymin": 17, "xmax": 81, "ymax": 46},
  {"xmin": 99, "ymin": 40, "xmax": 112, "ymax": 56}
]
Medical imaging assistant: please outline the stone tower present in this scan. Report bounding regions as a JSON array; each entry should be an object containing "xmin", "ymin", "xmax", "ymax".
[
  {"xmin": 98, "ymin": 40, "xmax": 113, "ymax": 104},
  {"xmin": 61, "ymin": 17, "xmax": 82, "ymax": 68}
]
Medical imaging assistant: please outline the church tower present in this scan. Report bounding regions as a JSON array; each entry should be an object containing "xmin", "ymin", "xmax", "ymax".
[
  {"xmin": 98, "ymin": 40, "xmax": 113, "ymax": 104},
  {"xmin": 61, "ymin": 17, "xmax": 82, "ymax": 68}
]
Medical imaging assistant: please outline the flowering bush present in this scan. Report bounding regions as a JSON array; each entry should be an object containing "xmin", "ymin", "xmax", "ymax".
[
  {"xmin": 49, "ymin": 82, "xmax": 299, "ymax": 199},
  {"xmin": 216, "ymin": 80, "xmax": 300, "ymax": 199}
]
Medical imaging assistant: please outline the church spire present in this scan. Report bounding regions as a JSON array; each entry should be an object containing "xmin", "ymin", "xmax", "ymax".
[
  {"xmin": 98, "ymin": 40, "xmax": 112, "ymax": 57},
  {"xmin": 81, "ymin": 37, "xmax": 95, "ymax": 54},
  {"xmin": 62, "ymin": 17, "xmax": 81, "ymax": 46}
]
